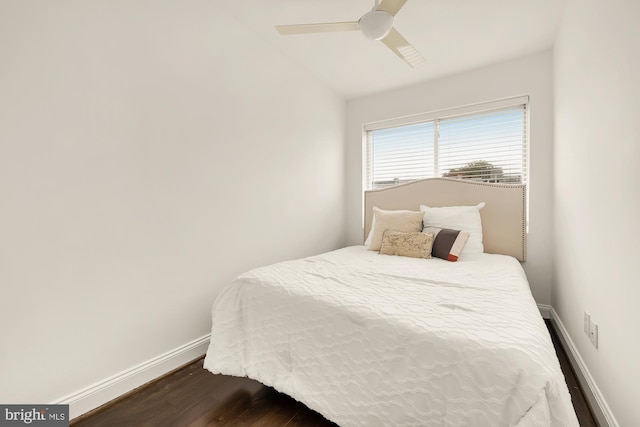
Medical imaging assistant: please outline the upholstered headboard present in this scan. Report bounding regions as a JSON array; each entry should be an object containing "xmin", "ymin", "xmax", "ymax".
[{"xmin": 364, "ymin": 178, "xmax": 527, "ymax": 261}]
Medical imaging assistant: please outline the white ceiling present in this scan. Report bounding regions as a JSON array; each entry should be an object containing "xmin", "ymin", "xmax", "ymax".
[{"xmin": 218, "ymin": 0, "xmax": 566, "ymax": 99}]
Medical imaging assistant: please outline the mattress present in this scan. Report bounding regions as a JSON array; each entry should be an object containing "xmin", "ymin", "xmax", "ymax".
[{"xmin": 204, "ymin": 246, "xmax": 578, "ymax": 426}]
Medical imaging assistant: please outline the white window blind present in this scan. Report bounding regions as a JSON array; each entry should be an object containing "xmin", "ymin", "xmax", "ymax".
[{"xmin": 364, "ymin": 98, "xmax": 528, "ymax": 190}]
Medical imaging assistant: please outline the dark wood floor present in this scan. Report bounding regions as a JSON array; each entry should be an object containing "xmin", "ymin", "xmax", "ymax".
[
  {"xmin": 72, "ymin": 321, "xmax": 597, "ymax": 426},
  {"xmin": 546, "ymin": 321, "xmax": 598, "ymax": 427}
]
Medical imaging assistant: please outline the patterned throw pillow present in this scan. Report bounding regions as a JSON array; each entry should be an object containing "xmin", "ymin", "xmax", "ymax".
[
  {"xmin": 423, "ymin": 227, "xmax": 470, "ymax": 262},
  {"xmin": 380, "ymin": 230, "xmax": 434, "ymax": 259}
]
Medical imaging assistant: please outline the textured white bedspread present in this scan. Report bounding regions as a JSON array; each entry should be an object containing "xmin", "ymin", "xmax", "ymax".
[{"xmin": 204, "ymin": 246, "xmax": 578, "ymax": 426}]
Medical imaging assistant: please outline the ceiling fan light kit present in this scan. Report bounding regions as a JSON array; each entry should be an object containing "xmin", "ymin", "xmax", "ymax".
[
  {"xmin": 275, "ymin": 0, "xmax": 424, "ymax": 68},
  {"xmin": 359, "ymin": 10, "xmax": 394, "ymax": 41}
]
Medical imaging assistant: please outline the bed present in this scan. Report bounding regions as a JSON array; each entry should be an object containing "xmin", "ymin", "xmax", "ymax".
[{"xmin": 204, "ymin": 178, "xmax": 578, "ymax": 426}]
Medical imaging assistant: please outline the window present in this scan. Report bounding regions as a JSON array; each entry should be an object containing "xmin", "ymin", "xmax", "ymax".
[{"xmin": 364, "ymin": 97, "xmax": 528, "ymax": 190}]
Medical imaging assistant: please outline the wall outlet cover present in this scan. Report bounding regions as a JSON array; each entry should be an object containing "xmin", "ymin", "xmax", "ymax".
[
  {"xmin": 584, "ymin": 312, "xmax": 590, "ymax": 335},
  {"xmin": 590, "ymin": 322, "xmax": 599, "ymax": 349}
]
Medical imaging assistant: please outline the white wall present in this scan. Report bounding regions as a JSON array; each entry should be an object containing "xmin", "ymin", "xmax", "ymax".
[
  {"xmin": 346, "ymin": 51, "xmax": 555, "ymax": 304},
  {"xmin": 0, "ymin": 0, "xmax": 345, "ymax": 409},
  {"xmin": 553, "ymin": 0, "xmax": 640, "ymax": 425}
]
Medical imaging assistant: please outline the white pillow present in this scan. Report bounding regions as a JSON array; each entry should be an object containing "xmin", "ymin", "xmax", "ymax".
[
  {"xmin": 366, "ymin": 207, "xmax": 424, "ymax": 251},
  {"xmin": 364, "ymin": 217, "xmax": 375, "ymax": 246},
  {"xmin": 420, "ymin": 202, "xmax": 485, "ymax": 254}
]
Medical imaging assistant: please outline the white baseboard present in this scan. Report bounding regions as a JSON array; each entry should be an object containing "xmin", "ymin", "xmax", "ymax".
[
  {"xmin": 537, "ymin": 303, "xmax": 551, "ymax": 319},
  {"xmin": 54, "ymin": 334, "xmax": 211, "ymax": 420},
  {"xmin": 549, "ymin": 307, "xmax": 619, "ymax": 427}
]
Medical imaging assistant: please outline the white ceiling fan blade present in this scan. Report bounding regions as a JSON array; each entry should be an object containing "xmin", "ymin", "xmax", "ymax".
[
  {"xmin": 375, "ymin": 0, "xmax": 408, "ymax": 16},
  {"xmin": 381, "ymin": 27, "xmax": 425, "ymax": 67},
  {"xmin": 276, "ymin": 22, "xmax": 359, "ymax": 35}
]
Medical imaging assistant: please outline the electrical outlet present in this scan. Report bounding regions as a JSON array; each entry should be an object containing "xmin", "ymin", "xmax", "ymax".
[
  {"xmin": 584, "ymin": 312, "xmax": 590, "ymax": 335},
  {"xmin": 590, "ymin": 321, "xmax": 599, "ymax": 349}
]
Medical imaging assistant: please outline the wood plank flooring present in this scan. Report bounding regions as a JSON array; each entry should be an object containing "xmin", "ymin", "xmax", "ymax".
[
  {"xmin": 72, "ymin": 320, "xmax": 597, "ymax": 426},
  {"xmin": 546, "ymin": 321, "xmax": 598, "ymax": 427}
]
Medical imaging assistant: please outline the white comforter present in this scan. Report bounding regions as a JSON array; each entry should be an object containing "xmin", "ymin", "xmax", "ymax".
[{"xmin": 204, "ymin": 246, "xmax": 578, "ymax": 427}]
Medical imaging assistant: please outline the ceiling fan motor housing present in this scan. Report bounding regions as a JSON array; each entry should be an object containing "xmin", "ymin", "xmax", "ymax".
[{"xmin": 359, "ymin": 10, "xmax": 394, "ymax": 40}]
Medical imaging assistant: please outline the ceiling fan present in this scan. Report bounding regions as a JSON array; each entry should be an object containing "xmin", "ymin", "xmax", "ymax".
[{"xmin": 275, "ymin": 0, "xmax": 425, "ymax": 68}]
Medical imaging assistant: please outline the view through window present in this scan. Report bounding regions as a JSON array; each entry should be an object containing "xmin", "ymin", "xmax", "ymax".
[{"xmin": 364, "ymin": 100, "xmax": 528, "ymax": 191}]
